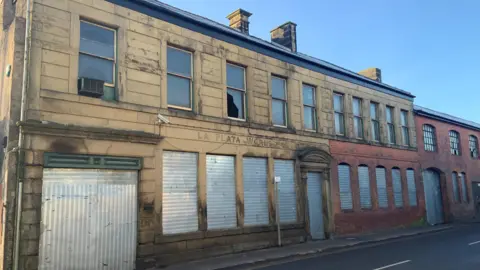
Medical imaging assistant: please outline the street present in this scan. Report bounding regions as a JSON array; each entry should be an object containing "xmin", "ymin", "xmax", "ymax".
[{"xmin": 248, "ymin": 224, "xmax": 480, "ymax": 270}]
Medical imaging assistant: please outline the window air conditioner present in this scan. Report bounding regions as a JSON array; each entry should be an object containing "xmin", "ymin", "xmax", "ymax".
[{"xmin": 78, "ymin": 78, "xmax": 104, "ymax": 98}]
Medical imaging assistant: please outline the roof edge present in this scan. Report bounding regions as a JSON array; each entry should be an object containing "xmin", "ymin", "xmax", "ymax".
[{"xmin": 414, "ymin": 105, "xmax": 480, "ymax": 131}]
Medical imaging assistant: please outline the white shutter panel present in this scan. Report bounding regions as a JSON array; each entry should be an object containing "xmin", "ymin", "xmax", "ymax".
[
  {"xmin": 338, "ymin": 164, "xmax": 352, "ymax": 210},
  {"xmin": 274, "ymin": 160, "xmax": 297, "ymax": 223},
  {"xmin": 243, "ymin": 157, "xmax": 269, "ymax": 226},
  {"xmin": 406, "ymin": 169, "xmax": 417, "ymax": 206},
  {"xmin": 392, "ymin": 168, "xmax": 403, "ymax": 207},
  {"xmin": 358, "ymin": 166, "xmax": 371, "ymax": 209},
  {"xmin": 376, "ymin": 167, "xmax": 388, "ymax": 208}
]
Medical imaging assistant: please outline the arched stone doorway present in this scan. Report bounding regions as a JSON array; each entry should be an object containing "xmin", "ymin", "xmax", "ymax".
[
  {"xmin": 296, "ymin": 147, "xmax": 332, "ymax": 240},
  {"xmin": 422, "ymin": 168, "xmax": 445, "ymax": 225}
]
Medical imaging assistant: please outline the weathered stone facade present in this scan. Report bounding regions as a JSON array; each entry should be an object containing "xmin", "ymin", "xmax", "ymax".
[{"xmin": 0, "ymin": 0, "xmax": 421, "ymax": 269}]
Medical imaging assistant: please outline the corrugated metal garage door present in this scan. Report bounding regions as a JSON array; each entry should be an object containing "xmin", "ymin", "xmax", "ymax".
[
  {"xmin": 338, "ymin": 164, "xmax": 352, "ymax": 210},
  {"xmin": 207, "ymin": 155, "xmax": 237, "ymax": 229},
  {"xmin": 392, "ymin": 168, "xmax": 403, "ymax": 207},
  {"xmin": 423, "ymin": 169, "xmax": 444, "ymax": 225},
  {"xmin": 39, "ymin": 169, "xmax": 137, "ymax": 270},
  {"xmin": 274, "ymin": 160, "xmax": 297, "ymax": 223},
  {"xmin": 162, "ymin": 151, "xmax": 198, "ymax": 234},
  {"xmin": 406, "ymin": 169, "xmax": 417, "ymax": 206},
  {"xmin": 376, "ymin": 167, "xmax": 388, "ymax": 208},
  {"xmin": 243, "ymin": 157, "xmax": 269, "ymax": 226},
  {"xmin": 358, "ymin": 166, "xmax": 371, "ymax": 209},
  {"xmin": 307, "ymin": 172, "xmax": 324, "ymax": 240}
]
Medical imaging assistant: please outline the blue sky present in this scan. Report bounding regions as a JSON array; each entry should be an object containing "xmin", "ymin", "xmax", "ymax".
[{"xmin": 161, "ymin": 0, "xmax": 480, "ymax": 123}]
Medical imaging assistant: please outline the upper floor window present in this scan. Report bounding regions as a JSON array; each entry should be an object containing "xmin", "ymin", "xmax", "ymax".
[
  {"xmin": 167, "ymin": 47, "xmax": 193, "ymax": 110},
  {"xmin": 469, "ymin": 135, "xmax": 479, "ymax": 159},
  {"xmin": 386, "ymin": 106, "xmax": 396, "ymax": 144},
  {"xmin": 449, "ymin": 130, "xmax": 461, "ymax": 155},
  {"xmin": 79, "ymin": 21, "xmax": 116, "ymax": 86},
  {"xmin": 400, "ymin": 110, "xmax": 409, "ymax": 146},
  {"xmin": 227, "ymin": 63, "xmax": 246, "ymax": 119},
  {"xmin": 334, "ymin": 93, "xmax": 345, "ymax": 135},
  {"xmin": 423, "ymin": 124, "xmax": 437, "ymax": 152},
  {"xmin": 302, "ymin": 84, "xmax": 316, "ymax": 130},
  {"xmin": 352, "ymin": 97, "xmax": 363, "ymax": 138},
  {"xmin": 370, "ymin": 102, "xmax": 380, "ymax": 141},
  {"xmin": 272, "ymin": 76, "xmax": 287, "ymax": 126}
]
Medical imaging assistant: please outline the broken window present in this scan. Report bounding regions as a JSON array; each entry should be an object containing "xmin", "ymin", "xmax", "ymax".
[{"xmin": 227, "ymin": 64, "xmax": 245, "ymax": 119}]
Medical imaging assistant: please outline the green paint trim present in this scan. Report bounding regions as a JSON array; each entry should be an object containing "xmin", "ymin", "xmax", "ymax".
[{"xmin": 44, "ymin": 153, "xmax": 142, "ymax": 170}]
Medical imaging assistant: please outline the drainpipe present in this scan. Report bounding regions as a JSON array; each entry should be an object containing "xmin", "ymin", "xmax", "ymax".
[{"xmin": 13, "ymin": 0, "xmax": 33, "ymax": 269}]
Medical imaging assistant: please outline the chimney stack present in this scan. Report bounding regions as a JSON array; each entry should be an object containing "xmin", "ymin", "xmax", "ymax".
[
  {"xmin": 270, "ymin": 22, "xmax": 297, "ymax": 52},
  {"xmin": 227, "ymin": 9, "xmax": 252, "ymax": 34},
  {"xmin": 359, "ymin": 67, "xmax": 382, "ymax": 83}
]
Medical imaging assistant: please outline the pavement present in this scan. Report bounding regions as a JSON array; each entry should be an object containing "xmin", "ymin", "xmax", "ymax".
[{"xmin": 161, "ymin": 224, "xmax": 456, "ymax": 270}]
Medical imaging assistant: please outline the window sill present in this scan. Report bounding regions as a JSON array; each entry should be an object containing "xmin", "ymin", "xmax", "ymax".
[
  {"xmin": 228, "ymin": 117, "xmax": 246, "ymax": 122},
  {"xmin": 273, "ymin": 124, "xmax": 288, "ymax": 128},
  {"xmin": 168, "ymin": 105, "xmax": 193, "ymax": 111},
  {"xmin": 304, "ymin": 129, "xmax": 317, "ymax": 133}
]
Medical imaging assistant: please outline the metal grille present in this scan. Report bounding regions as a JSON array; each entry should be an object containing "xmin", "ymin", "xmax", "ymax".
[
  {"xmin": 162, "ymin": 151, "xmax": 198, "ymax": 234},
  {"xmin": 207, "ymin": 155, "xmax": 237, "ymax": 229},
  {"xmin": 460, "ymin": 173, "xmax": 468, "ymax": 203},
  {"xmin": 274, "ymin": 160, "xmax": 297, "ymax": 223},
  {"xmin": 243, "ymin": 157, "xmax": 269, "ymax": 226},
  {"xmin": 338, "ymin": 164, "xmax": 352, "ymax": 210},
  {"xmin": 469, "ymin": 135, "xmax": 479, "ymax": 159},
  {"xmin": 376, "ymin": 167, "xmax": 388, "ymax": 208},
  {"xmin": 449, "ymin": 130, "xmax": 461, "ymax": 155},
  {"xmin": 452, "ymin": 172, "xmax": 460, "ymax": 203},
  {"xmin": 406, "ymin": 169, "xmax": 417, "ymax": 206},
  {"xmin": 39, "ymin": 169, "xmax": 138, "ymax": 270},
  {"xmin": 307, "ymin": 172, "xmax": 324, "ymax": 240},
  {"xmin": 392, "ymin": 168, "xmax": 403, "ymax": 207},
  {"xmin": 358, "ymin": 166, "xmax": 371, "ymax": 209},
  {"xmin": 423, "ymin": 124, "xmax": 437, "ymax": 152}
]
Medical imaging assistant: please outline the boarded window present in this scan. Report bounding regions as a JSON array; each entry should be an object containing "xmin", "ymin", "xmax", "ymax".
[
  {"xmin": 162, "ymin": 151, "xmax": 198, "ymax": 234},
  {"xmin": 274, "ymin": 160, "xmax": 297, "ymax": 223},
  {"xmin": 358, "ymin": 166, "xmax": 371, "ymax": 209},
  {"xmin": 376, "ymin": 167, "xmax": 388, "ymax": 208},
  {"xmin": 460, "ymin": 173, "xmax": 468, "ymax": 203},
  {"xmin": 452, "ymin": 172, "xmax": 460, "ymax": 203},
  {"xmin": 406, "ymin": 169, "xmax": 417, "ymax": 206},
  {"xmin": 243, "ymin": 157, "xmax": 269, "ymax": 226},
  {"xmin": 206, "ymin": 155, "xmax": 236, "ymax": 229},
  {"xmin": 338, "ymin": 164, "xmax": 352, "ymax": 210},
  {"xmin": 392, "ymin": 168, "xmax": 403, "ymax": 207}
]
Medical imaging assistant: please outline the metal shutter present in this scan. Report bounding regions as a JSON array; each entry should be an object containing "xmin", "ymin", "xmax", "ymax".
[
  {"xmin": 274, "ymin": 160, "xmax": 297, "ymax": 223},
  {"xmin": 338, "ymin": 164, "xmax": 352, "ymax": 210},
  {"xmin": 392, "ymin": 168, "xmax": 403, "ymax": 207},
  {"xmin": 162, "ymin": 151, "xmax": 198, "ymax": 234},
  {"xmin": 307, "ymin": 172, "xmax": 324, "ymax": 240},
  {"xmin": 460, "ymin": 173, "xmax": 468, "ymax": 202},
  {"xmin": 376, "ymin": 167, "xmax": 388, "ymax": 208},
  {"xmin": 358, "ymin": 166, "xmax": 371, "ymax": 209},
  {"xmin": 207, "ymin": 155, "xmax": 237, "ymax": 229},
  {"xmin": 40, "ymin": 169, "xmax": 137, "ymax": 270},
  {"xmin": 406, "ymin": 169, "xmax": 417, "ymax": 206},
  {"xmin": 452, "ymin": 172, "xmax": 460, "ymax": 202},
  {"xmin": 243, "ymin": 157, "xmax": 269, "ymax": 226}
]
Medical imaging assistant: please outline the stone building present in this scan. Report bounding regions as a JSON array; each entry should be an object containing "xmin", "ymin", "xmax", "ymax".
[
  {"xmin": 0, "ymin": 0, "xmax": 421, "ymax": 269},
  {"xmin": 414, "ymin": 105, "xmax": 479, "ymax": 225}
]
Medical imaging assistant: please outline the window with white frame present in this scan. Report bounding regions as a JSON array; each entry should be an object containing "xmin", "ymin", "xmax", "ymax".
[
  {"xmin": 167, "ymin": 46, "xmax": 193, "ymax": 110},
  {"xmin": 334, "ymin": 93, "xmax": 345, "ymax": 135},
  {"xmin": 423, "ymin": 124, "xmax": 437, "ymax": 152},
  {"xmin": 469, "ymin": 135, "xmax": 479, "ymax": 159},
  {"xmin": 370, "ymin": 102, "xmax": 380, "ymax": 141},
  {"xmin": 401, "ymin": 110, "xmax": 410, "ymax": 146},
  {"xmin": 79, "ymin": 21, "xmax": 116, "ymax": 86},
  {"xmin": 272, "ymin": 76, "xmax": 287, "ymax": 126},
  {"xmin": 353, "ymin": 97, "xmax": 363, "ymax": 138},
  {"xmin": 303, "ymin": 84, "xmax": 316, "ymax": 130},
  {"xmin": 449, "ymin": 130, "xmax": 461, "ymax": 155},
  {"xmin": 386, "ymin": 106, "xmax": 396, "ymax": 144},
  {"xmin": 227, "ymin": 63, "xmax": 246, "ymax": 119}
]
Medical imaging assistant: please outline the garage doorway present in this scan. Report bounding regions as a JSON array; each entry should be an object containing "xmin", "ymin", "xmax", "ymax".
[{"xmin": 422, "ymin": 169, "xmax": 444, "ymax": 225}]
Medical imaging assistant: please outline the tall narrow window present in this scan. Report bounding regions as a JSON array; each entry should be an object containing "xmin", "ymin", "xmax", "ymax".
[
  {"xmin": 358, "ymin": 165, "xmax": 371, "ymax": 209},
  {"xmin": 423, "ymin": 124, "xmax": 437, "ymax": 152},
  {"xmin": 334, "ymin": 93, "xmax": 345, "ymax": 135},
  {"xmin": 401, "ymin": 110, "xmax": 410, "ymax": 146},
  {"xmin": 452, "ymin": 172, "xmax": 460, "ymax": 203},
  {"xmin": 338, "ymin": 164, "xmax": 352, "ymax": 210},
  {"xmin": 227, "ymin": 63, "xmax": 246, "ymax": 119},
  {"xmin": 353, "ymin": 97, "xmax": 363, "ymax": 138},
  {"xmin": 386, "ymin": 106, "xmax": 396, "ymax": 144},
  {"xmin": 406, "ymin": 169, "xmax": 417, "ymax": 206},
  {"xmin": 469, "ymin": 135, "xmax": 479, "ymax": 159},
  {"xmin": 370, "ymin": 102, "xmax": 380, "ymax": 141},
  {"xmin": 460, "ymin": 173, "xmax": 468, "ymax": 203},
  {"xmin": 79, "ymin": 21, "xmax": 116, "ymax": 87},
  {"xmin": 392, "ymin": 168, "xmax": 403, "ymax": 207},
  {"xmin": 303, "ymin": 84, "xmax": 316, "ymax": 130},
  {"xmin": 272, "ymin": 76, "xmax": 287, "ymax": 126},
  {"xmin": 167, "ymin": 47, "xmax": 193, "ymax": 109},
  {"xmin": 376, "ymin": 167, "xmax": 388, "ymax": 208},
  {"xmin": 449, "ymin": 130, "xmax": 461, "ymax": 155}
]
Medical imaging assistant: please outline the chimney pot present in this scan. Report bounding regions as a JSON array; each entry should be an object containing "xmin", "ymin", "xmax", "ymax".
[
  {"xmin": 227, "ymin": 9, "xmax": 252, "ymax": 34},
  {"xmin": 359, "ymin": 67, "xmax": 382, "ymax": 83},
  {"xmin": 270, "ymin": 22, "xmax": 297, "ymax": 52}
]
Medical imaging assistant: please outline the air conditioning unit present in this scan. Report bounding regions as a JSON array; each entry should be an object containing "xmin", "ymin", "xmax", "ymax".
[{"xmin": 78, "ymin": 78, "xmax": 104, "ymax": 98}]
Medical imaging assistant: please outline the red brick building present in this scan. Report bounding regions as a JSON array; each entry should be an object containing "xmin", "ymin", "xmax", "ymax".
[{"xmin": 414, "ymin": 106, "xmax": 479, "ymax": 223}]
